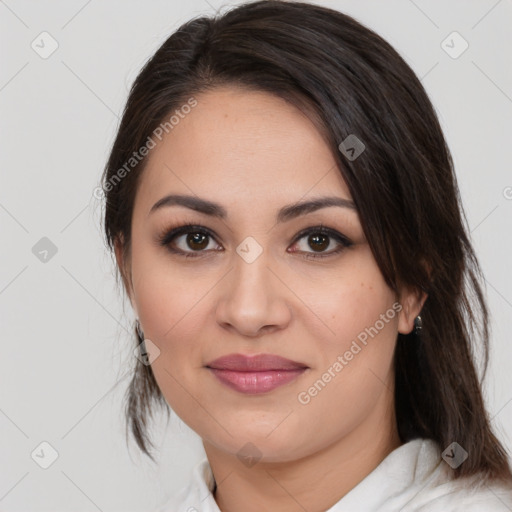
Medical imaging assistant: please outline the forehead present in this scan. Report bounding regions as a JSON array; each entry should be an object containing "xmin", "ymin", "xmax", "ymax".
[{"xmin": 136, "ymin": 87, "xmax": 352, "ymax": 214}]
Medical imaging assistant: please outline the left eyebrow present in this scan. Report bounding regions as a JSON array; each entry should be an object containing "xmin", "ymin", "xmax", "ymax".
[
  {"xmin": 148, "ymin": 194, "xmax": 357, "ymax": 222},
  {"xmin": 276, "ymin": 196, "xmax": 357, "ymax": 223}
]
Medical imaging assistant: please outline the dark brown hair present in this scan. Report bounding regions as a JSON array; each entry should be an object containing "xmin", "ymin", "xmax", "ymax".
[{"xmin": 100, "ymin": 0, "xmax": 512, "ymax": 484}]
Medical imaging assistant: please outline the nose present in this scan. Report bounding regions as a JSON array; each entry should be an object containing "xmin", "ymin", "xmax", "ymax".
[{"xmin": 215, "ymin": 247, "xmax": 292, "ymax": 338}]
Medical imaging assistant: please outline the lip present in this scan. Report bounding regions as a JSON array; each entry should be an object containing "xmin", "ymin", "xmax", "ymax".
[
  {"xmin": 206, "ymin": 353, "xmax": 308, "ymax": 371},
  {"xmin": 205, "ymin": 353, "xmax": 309, "ymax": 394}
]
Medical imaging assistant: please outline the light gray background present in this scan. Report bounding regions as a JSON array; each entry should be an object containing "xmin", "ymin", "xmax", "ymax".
[{"xmin": 1, "ymin": 0, "xmax": 511, "ymax": 510}]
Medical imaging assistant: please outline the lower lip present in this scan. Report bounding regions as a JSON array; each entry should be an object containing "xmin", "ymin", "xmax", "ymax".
[{"xmin": 207, "ymin": 368, "xmax": 307, "ymax": 394}]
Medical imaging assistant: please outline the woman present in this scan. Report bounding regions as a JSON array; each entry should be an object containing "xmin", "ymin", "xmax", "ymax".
[{"xmin": 100, "ymin": 1, "xmax": 512, "ymax": 510}]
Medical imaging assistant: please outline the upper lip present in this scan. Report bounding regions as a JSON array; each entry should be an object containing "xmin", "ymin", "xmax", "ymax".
[{"xmin": 206, "ymin": 353, "xmax": 309, "ymax": 371}]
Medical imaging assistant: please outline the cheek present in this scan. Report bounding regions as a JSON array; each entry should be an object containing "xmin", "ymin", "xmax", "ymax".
[
  {"xmin": 129, "ymin": 241, "xmax": 216, "ymax": 377},
  {"xmin": 130, "ymin": 240, "xmax": 211, "ymax": 341},
  {"xmin": 291, "ymin": 249, "xmax": 399, "ymax": 412},
  {"xmin": 130, "ymin": 255, "xmax": 211, "ymax": 422},
  {"xmin": 291, "ymin": 246, "xmax": 398, "ymax": 351},
  {"xmin": 292, "ymin": 280, "xmax": 399, "ymax": 449}
]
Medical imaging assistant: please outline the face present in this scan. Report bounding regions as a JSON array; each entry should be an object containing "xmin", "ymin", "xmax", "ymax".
[{"xmin": 117, "ymin": 86, "xmax": 420, "ymax": 463}]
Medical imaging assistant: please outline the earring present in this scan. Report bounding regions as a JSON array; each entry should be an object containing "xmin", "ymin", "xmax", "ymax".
[
  {"xmin": 135, "ymin": 319, "xmax": 144, "ymax": 341},
  {"xmin": 414, "ymin": 315, "xmax": 422, "ymax": 334}
]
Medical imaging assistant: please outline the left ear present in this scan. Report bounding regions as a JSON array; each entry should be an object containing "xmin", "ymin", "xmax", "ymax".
[{"xmin": 397, "ymin": 285, "xmax": 428, "ymax": 335}]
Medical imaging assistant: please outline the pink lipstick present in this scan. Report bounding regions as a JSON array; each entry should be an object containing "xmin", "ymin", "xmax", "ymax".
[{"xmin": 205, "ymin": 353, "xmax": 308, "ymax": 394}]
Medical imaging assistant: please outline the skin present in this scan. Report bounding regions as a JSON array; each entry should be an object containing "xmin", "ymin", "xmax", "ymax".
[{"xmin": 116, "ymin": 86, "xmax": 426, "ymax": 512}]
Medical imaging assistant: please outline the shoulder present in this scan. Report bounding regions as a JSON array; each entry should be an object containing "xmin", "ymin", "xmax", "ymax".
[
  {"xmin": 151, "ymin": 485, "xmax": 190, "ymax": 512},
  {"xmin": 408, "ymin": 467, "xmax": 512, "ymax": 511},
  {"xmin": 151, "ymin": 458, "xmax": 219, "ymax": 512},
  {"xmin": 372, "ymin": 438, "xmax": 512, "ymax": 512}
]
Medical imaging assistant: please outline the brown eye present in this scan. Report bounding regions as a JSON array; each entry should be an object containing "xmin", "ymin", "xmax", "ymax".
[
  {"xmin": 289, "ymin": 226, "xmax": 353, "ymax": 260},
  {"xmin": 158, "ymin": 224, "xmax": 221, "ymax": 258},
  {"xmin": 308, "ymin": 233, "xmax": 330, "ymax": 252},
  {"xmin": 186, "ymin": 232, "xmax": 210, "ymax": 251}
]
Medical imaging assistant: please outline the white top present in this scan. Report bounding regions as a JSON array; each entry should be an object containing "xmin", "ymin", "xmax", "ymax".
[{"xmin": 154, "ymin": 438, "xmax": 512, "ymax": 511}]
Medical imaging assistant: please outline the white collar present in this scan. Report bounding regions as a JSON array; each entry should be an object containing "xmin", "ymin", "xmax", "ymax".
[{"xmin": 155, "ymin": 437, "xmax": 512, "ymax": 511}]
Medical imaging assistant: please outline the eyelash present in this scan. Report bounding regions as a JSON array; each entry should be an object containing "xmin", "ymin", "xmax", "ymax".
[{"xmin": 156, "ymin": 223, "xmax": 353, "ymax": 260}]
